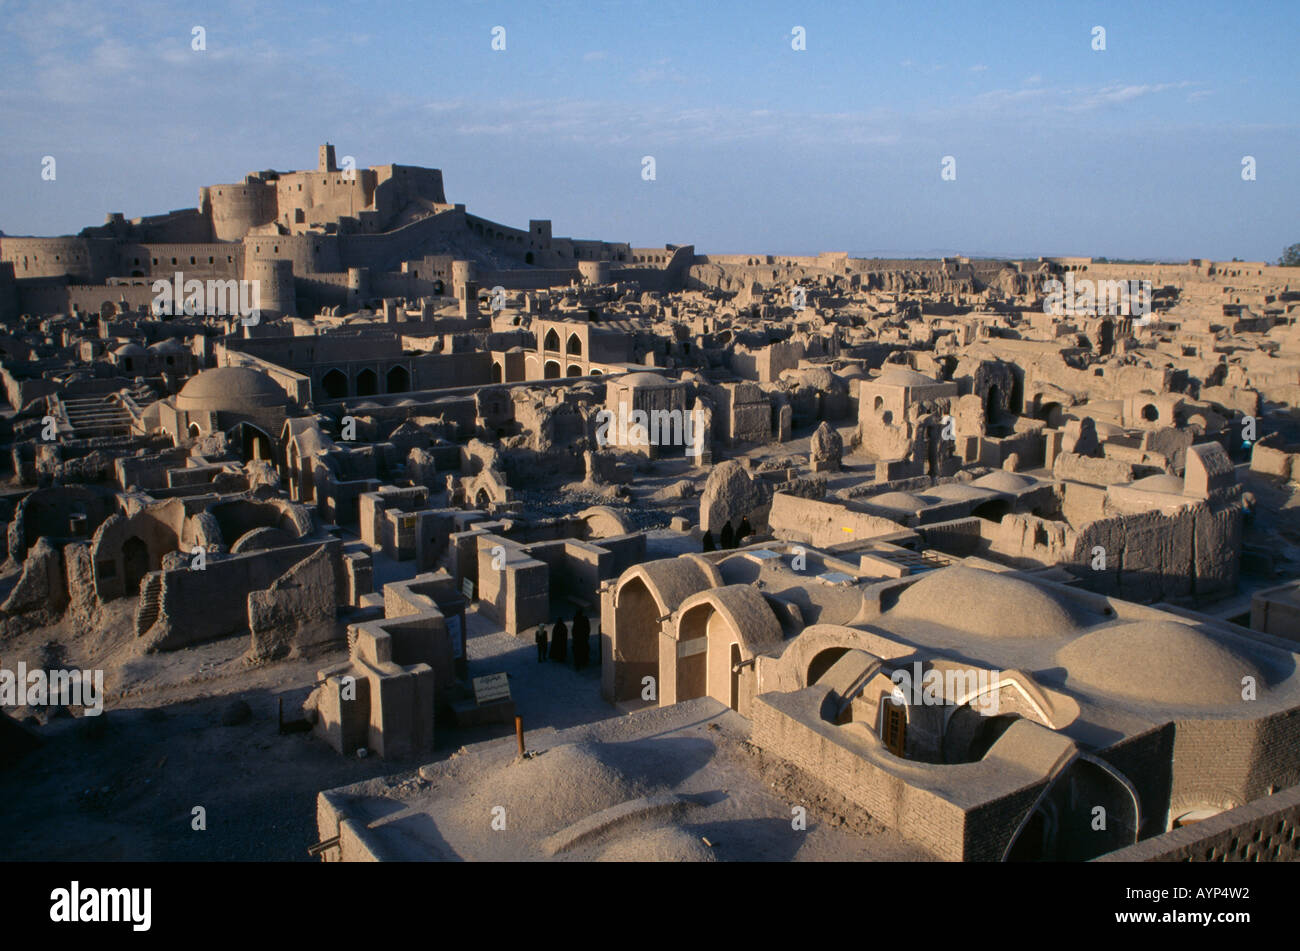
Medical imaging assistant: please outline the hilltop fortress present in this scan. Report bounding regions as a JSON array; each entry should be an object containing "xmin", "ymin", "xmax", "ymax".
[
  {"xmin": 0, "ymin": 143, "xmax": 688, "ymax": 322},
  {"xmin": 1, "ymin": 144, "xmax": 1292, "ymax": 330},
  {"xmin": 4, "ymin": 144, "xmax": 1300, "ymax": 864}
]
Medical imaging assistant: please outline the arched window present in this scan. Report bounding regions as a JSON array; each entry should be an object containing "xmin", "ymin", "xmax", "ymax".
[
  {"xmin": 356, "ymin": 368, "xmax": 378, "ymax": 397},
  {"xmin": 386, "ymin": 365, "xmax": 410, "ymax": 394},
  {"xmin": 321, "ymin": 368, "xmax": 347, "ymax": 399}
]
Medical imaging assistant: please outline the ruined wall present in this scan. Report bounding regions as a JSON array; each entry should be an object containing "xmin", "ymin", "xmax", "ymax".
[{"xmin": 141, "ymin": 538, "xmax": 343, "ymax": 651}]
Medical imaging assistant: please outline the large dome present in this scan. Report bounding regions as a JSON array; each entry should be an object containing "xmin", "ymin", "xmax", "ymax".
[
  {"xmin": 887, "ymin": 565, "xmax": 1095, "ymax": 639},
  {"xmin": 176, "ymin": 366, "xmax": 288, "ymax": 413},
  {"xmin": 1056, "ymin": 621, "xmax": 1267, "ymax": 707}
]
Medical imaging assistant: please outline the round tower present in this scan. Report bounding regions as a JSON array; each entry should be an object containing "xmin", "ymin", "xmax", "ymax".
[
  {"xmin": 243, "ymin": 258, "xmax": 296, "ymax": 320},
  {"xmin": 578, "ymin": 260, "xmax": 611, "ymax": 285},
  {"xmin": 451, "ymin": 259, "xmax": 477, "ymax": 294}
]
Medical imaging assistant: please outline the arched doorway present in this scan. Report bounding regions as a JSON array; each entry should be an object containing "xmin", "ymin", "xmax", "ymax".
[
  {"xmin": 566, "ymin": 364, "xmax": 582, "ymax": 377},
  {"xmin": 386, "ymin": 365, "xmax": 410, "ymax": 393},
  {"xmin": 971, "ymin": 499, "xmax": 1011, "ymax": 522},
  {"xmin": 491, "ymin": 362, "xmax": 503, "ymax": 383},
  {"xmin": 566, "ymin": 333, "xmax": 583, "ymax": 355},
  {"xmin": 123, "ymin": 537, "xmax": 150, "ymax": 594},
  {"xmin": 985, "ymin": 384, "xmax": 1002, "ymax": 427},
  {"xmin": 356, "ymin": 368, "xmax": 378, "ymax": 397},
  {"xmin": 614, "ymin": 577, "xmax": 661, "ymax": 703},
  {"xmin": 1098, "ymin": 319, "xmax": 1114, "ymax": 356},
  {"xmin": 321, "ymin": 368, "xmax": 348, "ymax": 399},
  {"xmin": 807, "ymin": 646, "xmax": 850, "ymax": 685},
  {"xmin": 238, "ymin": 423, "xmax": 273, "ymax": 463},
  {"xmin": 544, "ymin": 360, "xmax": 561, "ymax": 380},
  {"xmin": 544, "ymin": 329, "xmax": 560, "ymax": 352},
  {"xmin": 1004, "ymin": 756, "xmax": 1139, "ymax": 861}
]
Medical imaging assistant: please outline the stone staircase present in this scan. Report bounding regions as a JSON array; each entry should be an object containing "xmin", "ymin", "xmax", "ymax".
[
  {"xmin": 61, "ymin": 394, "xmax": 133, "ymax": 438},
  {"xmin": 135, "ymin": 572, "xmax": 163, "ymax": 637}
]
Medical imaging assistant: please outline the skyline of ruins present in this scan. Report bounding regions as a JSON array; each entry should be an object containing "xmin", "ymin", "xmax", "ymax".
[
  {"xmin": 2, "ymin": 0, "xmax": 1296, "ymax": 260},
  {"xmin": 4, "ymin": 0, "xmax": 1300, "ymax": 890}
]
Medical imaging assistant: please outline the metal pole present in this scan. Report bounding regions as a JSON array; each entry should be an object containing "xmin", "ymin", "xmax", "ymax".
[{"xmin": 515, "ymin": 715, "xmax": 525, "ymax": 757}]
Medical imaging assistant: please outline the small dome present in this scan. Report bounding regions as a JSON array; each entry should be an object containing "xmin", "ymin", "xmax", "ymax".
[
  {"xmin": 971, "ymin": 471, "xmax": 1035, "ymax": 493},
  {"xmin": 616, "ymin": 371, "xmax": 675, "ymax": 388},
  {"xmin": 1129, "ymin": 473, "xmax": 1185, "ymax": 494},
  {"xmin": 176, "ymin": 366, "xmax": 288, "ymax": 413},
  {"xmin": 889, "ymin": 565, "xmax": 1095, "ymax": 639},
  {"xmin": 864, "ymin": 491, "xmax": 924, "ymax": 512},
  {"xmin": 114, "ymin": 343, "xmax": 147, "ymax": 357},
  {"xmin": 924, "ymin": 483, "xmax": 994, "ymax": 502},
  {"xmin": 876, "ymin": 366, "xmax": 938, "ymax": 386}
]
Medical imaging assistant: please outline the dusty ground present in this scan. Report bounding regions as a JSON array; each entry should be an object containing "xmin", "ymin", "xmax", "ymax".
[
  {"xmin": 322, "ymin": 697, "xmax": 935, "ymax": 861},
  {"xmin": 0, "ymin": 515, "xmax": 923, "ymax": 861}
]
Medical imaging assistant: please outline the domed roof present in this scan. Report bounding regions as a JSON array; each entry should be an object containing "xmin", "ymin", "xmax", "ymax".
[
  {"xmin": 617, "ymin": 371, "xmax": 676, "ymax": 388},
  {"xmin": 114, "ymin": 342, "xmax": 147, "ymax": 357},
  {"xmin": 864, "ymin": 491, "xmax": 924, "ymax": 511},
  {"xmin": 925, "ymin": 482, "xmax": 995, "ymax": 501},
  {"xmin": 971, "ymin": 471, "xmax": 1035, "ymax": 493},
  {"xmin": 1056, "ymin": 621, "xmax": 1266, "ymax": 706},
  {"xmin": 888, "ymin": 566, "xmax": 1095, "ymax": 639},
  {"xmin": 176, "ymin": 366, "xmax": 288, "ymax": 412},
  {"xmin": 1129, "ymin": 473, "xmax": 1185, "ymax": 495},
  {"xmin": 876, "ymin": 366, "xmax": 938, "ymax": 387},
  {"xmin": 149, "ymin": 338, "xmax": 187, "ymax": 352}
]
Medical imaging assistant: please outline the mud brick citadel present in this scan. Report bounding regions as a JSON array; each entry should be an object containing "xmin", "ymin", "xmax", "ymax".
[{"xmin": 3, "ymin": 145, "xmax": 1300, "ymax": 864}]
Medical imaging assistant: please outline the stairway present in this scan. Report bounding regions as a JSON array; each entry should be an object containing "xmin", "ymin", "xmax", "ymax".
[
  {"xmin": 61, "ymin": 394, "xmax": 133, "ymax": 438},
  {"xmin": 135, "ymin": 572, "xmax": 163, "ymax": 637}
]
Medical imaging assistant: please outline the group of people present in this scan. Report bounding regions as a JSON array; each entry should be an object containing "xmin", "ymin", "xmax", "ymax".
[
  {"xmin": 702, "ymin": 517, "xmax": 752, "ymax": 552},
  {"xmin": 535, "ymin": 608, "xmax": 596, "ymax": 670}
]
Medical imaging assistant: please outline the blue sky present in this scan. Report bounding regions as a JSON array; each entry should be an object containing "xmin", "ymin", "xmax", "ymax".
[{"xmin": 1, "ymin": 0, "xmax": 1296, "ymax": 260}]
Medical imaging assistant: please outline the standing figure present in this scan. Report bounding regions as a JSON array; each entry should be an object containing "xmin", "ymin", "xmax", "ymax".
[
  {"xmin": 550, "ymin": 618, "xmax": 569, "ymax": 663},
  {"xmin": 720, "ymin": 522, "xmax": 735, "ymax": 550},
  {"xmin": 572, "ymin": 609, "xmax": 591, "ymax": 670},
  {"xmin": 534, "ymin": 623, "xmax": 548, "ymax": 662}
]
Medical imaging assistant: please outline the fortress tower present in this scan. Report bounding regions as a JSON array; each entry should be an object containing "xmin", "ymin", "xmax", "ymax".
[{"xmin": 319, "ymin": 143, "xmax": 338, "ymax": 173}]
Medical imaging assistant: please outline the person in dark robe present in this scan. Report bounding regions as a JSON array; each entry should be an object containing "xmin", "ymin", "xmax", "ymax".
[
  {"xmin": 737, "ymin": 517, "xmax": 753, "ymax": 544},
  {"xmin": 572, "ymin": 610, "xmax": 591, "ymax": 670},
  {"xmin": 549, "ymin": 618, "xmax": 568, "ymax": 662},
  {"xmin": 720, "ymin": 522, "xmax": 735, "ymax": 549},
  {"xmin": 702, "ymin": 530, "xmax": 715, "ymax": 552},
  {"xmin": 534, "ymin": 623, "xmax": 548, "ymax": 662}
]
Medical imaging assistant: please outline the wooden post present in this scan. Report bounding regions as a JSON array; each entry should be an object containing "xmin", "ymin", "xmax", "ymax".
[{"xmin": 515, "ymin": 715, "xmax": 525, "ymax": 756}]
